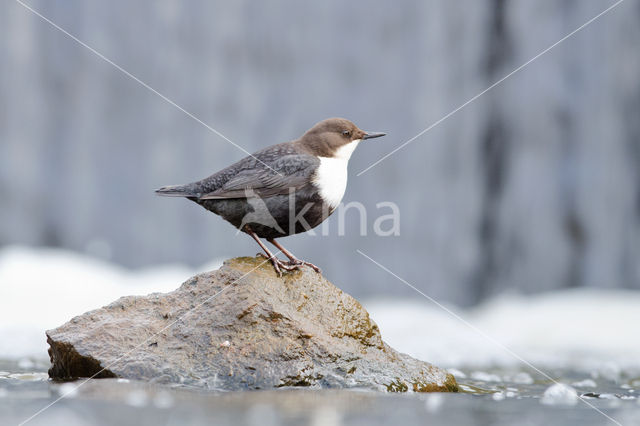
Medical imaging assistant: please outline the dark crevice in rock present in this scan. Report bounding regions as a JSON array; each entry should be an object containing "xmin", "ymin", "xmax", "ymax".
[{"xmin": 47, "ymin": 336, "xmax": 116, "ymax": 381}]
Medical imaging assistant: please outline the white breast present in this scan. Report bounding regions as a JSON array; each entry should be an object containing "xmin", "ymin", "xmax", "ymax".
[{"xmin": 312, "ymin": 140, "xmax": 360, "ymax": 208}]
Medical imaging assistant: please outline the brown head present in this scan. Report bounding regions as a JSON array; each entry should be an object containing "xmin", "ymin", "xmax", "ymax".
[{"xmin": 297, "ymin": 118, "xmax": 385, "ymax": 158}]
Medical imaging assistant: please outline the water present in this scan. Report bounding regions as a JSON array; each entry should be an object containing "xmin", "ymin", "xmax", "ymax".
[
  {"xmin": 2, "ymin": 359, "xmax": 639, "ymax": 426},
  {"xmin": 2, "ymin": 246, "xmax": 639, "ymax": 424}
]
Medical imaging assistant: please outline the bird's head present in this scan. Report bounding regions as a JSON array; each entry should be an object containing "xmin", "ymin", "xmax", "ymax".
[{"xmin": 300, "ymin": 118, "xmax": 385, "ymax": 159}]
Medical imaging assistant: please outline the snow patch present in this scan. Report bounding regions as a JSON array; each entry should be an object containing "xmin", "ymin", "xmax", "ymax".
[
  {"xmin": 0, "ymin": 246, "xmax": 222, "ymax": 358},
  {"xmin": 364, "ymin": 290, "xmax": 640, "ymax": 374}
]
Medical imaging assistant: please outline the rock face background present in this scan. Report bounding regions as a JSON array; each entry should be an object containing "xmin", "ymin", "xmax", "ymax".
[
  {"xmin": 47, "ymin": 258, "xmax": 457, "ymax": 392},
  {"xmin": 3, "ymin": 1, "xmax": 640, "ymax": 305}
]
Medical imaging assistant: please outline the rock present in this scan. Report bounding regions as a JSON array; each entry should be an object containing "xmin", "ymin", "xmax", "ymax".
[{"xmin": 46, "ymin": 257, "xmax": 457, "ymax": 392}]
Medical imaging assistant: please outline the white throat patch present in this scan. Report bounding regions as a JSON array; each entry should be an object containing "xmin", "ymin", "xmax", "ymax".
[{"xmin": 312, "ymin": 140, "xmax": 360, "ymax": 208}]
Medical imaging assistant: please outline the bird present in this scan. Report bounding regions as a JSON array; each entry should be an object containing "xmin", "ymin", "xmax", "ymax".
[{"xmin": 155, "ymin": 118, "xmax": 385, "ymax": 276}]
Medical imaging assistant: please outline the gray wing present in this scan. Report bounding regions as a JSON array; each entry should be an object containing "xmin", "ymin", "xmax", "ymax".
[{"xmin": 199, "ymin": 153, "xmax": 319, "ymax": 199}]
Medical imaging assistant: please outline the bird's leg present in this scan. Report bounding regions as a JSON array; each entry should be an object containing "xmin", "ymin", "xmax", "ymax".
[
  {"xmin": 267, "ymin": 238, "xmax": 322, "ymax": 274},
  {"xmin": 244, "ymin": 226, "xmax": 297, "ymax": 277}
]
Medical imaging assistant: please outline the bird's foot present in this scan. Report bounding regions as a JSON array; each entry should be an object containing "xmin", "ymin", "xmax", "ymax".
[
  {"xmin": 285, "ymin": 259, "xmax": 322, "ymax": 274},
  {"xmin": 256, "ymin": 253, "xmax": 298, "ymax": 277}
]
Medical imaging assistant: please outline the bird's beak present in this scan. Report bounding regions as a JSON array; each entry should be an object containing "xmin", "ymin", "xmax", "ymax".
[{"xmin": 362, "ymin": 131, "xmax": 386, "ymax": 140}]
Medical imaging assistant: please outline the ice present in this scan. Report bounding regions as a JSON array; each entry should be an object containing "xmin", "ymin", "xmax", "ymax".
[
  {"xmin": 470, "ymin": 371, "xmax": 501, "ymax": 382},
  {"xmin": 598, "ymin": 393, "xmax": 617, "ymax": 399},
  {"xmin": 8, "ymin": 372, "xmax": 48, "ymax": 381},
  {"xmin": 512, "ymin": 372, "xmax": 533, "ymax": 384},
  {"xmin": 540, "ymin": 383, "xmax": 578, "ymax": 406},
  {"xmin": 572, "ymin": 379, "xmax": 597, "ymax": 388},
  {"xmin": 590, "ymin": 362, "xmax": 622, "ymax": 382},
  {"xmin": 492, "ymin": 392, "xmax": 505, "ymax": 401}
]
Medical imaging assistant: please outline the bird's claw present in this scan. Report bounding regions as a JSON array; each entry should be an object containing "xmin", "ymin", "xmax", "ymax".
[
  {"xmin": 285, "ymin": 259, "xmax": 322, "ymax": 274},
  {"xmin": 269, "ymin": 257, "xmax": 300, "ymax": 277},
  {"xmin": 256, "ymin": 253, "xmax": 321, "ymax": 276}
]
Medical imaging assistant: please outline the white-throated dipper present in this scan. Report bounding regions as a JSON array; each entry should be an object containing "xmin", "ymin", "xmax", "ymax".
[{"xmin": 156, "ymin": 118, "xmax": 385, "ymax": 276}]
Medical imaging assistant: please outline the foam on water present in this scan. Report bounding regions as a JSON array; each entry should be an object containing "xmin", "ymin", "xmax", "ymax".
[{"xmin": 540, "ymin": 383, "xmax": 578, "ymax": 406}]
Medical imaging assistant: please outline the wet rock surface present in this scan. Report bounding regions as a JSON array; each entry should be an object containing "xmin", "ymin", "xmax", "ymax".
[{"xmin": 46, "ymin": 257, "xmax": 457, "ymax": 392}]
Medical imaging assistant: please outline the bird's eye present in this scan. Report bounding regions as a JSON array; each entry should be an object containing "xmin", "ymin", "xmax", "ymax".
[{"xmin": 342, "ymin": 130, "xmax": 351, "ymax": 137}]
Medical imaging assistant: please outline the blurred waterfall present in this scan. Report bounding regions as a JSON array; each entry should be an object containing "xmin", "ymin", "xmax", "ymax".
[{"xmin": 1, "ymin": 0, "xmax": 639, "ymax": 304}]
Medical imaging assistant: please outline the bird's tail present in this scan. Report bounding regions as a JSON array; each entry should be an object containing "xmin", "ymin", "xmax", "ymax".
[{"xmin": 155, "ymin": 184, "xmax": 196, "ymax": 197}]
